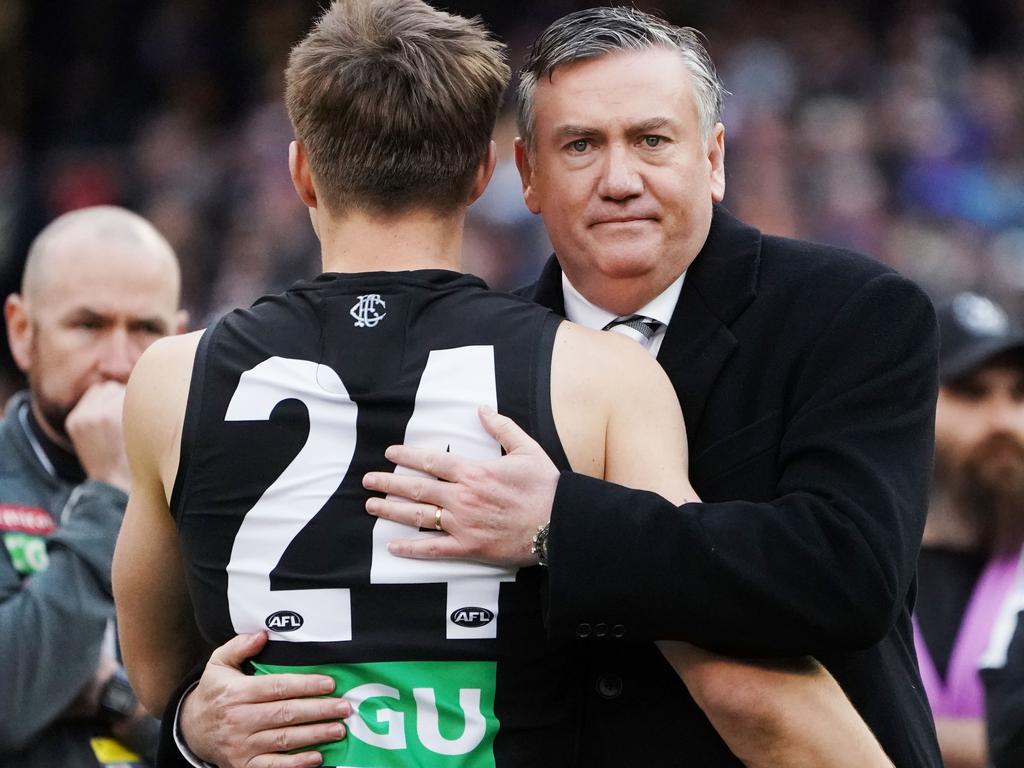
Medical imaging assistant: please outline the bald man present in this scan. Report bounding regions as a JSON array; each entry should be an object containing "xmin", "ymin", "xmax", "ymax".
[{"xmin": 0, "ymin": 206, "xmax": 187, "ymax": 768}]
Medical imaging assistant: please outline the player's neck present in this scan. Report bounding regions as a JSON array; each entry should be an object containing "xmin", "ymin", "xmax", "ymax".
[{"xmin": 317, "ymin": 208, "xmax": 464, "ymax": 274}]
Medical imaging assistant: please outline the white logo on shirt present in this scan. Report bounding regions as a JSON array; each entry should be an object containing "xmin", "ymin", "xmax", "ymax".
[{"xmin": 350, "ymin": 294, "xmax": 387, "ymax": 328}]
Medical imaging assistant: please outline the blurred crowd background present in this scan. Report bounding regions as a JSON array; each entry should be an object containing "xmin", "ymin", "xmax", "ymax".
[{"xmin": 1, "ymin": 0, "xmax": 1023, "ymax": 397}]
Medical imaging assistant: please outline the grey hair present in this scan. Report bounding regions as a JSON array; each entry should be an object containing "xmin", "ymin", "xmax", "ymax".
[{"xmin": 516, "ymin": 6, "xmax": 726, "ymax": 150}]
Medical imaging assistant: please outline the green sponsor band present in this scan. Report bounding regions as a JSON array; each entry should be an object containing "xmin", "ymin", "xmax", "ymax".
[{"xmin": 252, "ymin": 659, "xmax": 499, "ymax": 768}]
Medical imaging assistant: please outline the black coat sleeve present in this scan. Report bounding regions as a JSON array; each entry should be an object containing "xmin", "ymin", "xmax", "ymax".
[
  {"xmin": 156, "ymin": 663, "xmax": 206, "ymax": 768},
  {"xmin": 545, "ymin": 272, "xmax": 938, "ymax": 656}
]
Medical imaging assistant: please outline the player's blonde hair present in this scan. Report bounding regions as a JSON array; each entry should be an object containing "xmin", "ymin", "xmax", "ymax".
[{"xmin": 286, "ymin": 0, "xmax": 509, "ymax": 216}]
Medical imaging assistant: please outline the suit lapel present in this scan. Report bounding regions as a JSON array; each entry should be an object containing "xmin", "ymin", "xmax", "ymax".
[
  {"xmin": 521, "ymin": 207, "xmax": 762, "ymax": 437},
  {"xmin": 657, "ymin": 207, "xmax": 761, "ymax": 436},
  {"xmin": 523, "ymin": 256, "xmax": 566, "ymax": 315}
]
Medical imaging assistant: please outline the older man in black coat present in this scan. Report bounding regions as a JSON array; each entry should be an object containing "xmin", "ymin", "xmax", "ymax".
[{"xmin": 366, "ymin": 8, "xmax": 943, "ymax": 767}]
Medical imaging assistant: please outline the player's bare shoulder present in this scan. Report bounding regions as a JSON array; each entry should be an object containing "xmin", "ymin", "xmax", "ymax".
[
  {"xmin": 549, "ymin": 320, "xmax": 674, "ymax": 476},
  {"xmin": 551, "ymin": 320, "xmax": 691, "ymax": 496},
  {"xmin": 123, "ymin": 330, "xmax": 205, "ymax": 486},
  {"xmin": 552, "ymin": 319, "xmax": 671, "ymax": 396},
  {"xmin": 127, "ymin": 330, "xmax": 204, "ymax": 406}
]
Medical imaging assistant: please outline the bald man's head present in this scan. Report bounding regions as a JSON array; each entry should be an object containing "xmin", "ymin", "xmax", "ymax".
[
  {"xmin": 5, "ymin": 206, "xmax": 187, "ymax": 444},
  {"xmin": 21, "ymin": 205, "xmax": 181, "ymax": 306}
]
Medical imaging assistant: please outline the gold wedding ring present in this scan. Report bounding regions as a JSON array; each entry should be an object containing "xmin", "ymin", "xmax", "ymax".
[{"xmin": 434, "ymin": 506, "xmax": 444, "ymax": 532}]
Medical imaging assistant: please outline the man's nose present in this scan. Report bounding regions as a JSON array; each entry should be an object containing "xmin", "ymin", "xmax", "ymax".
[
  {"xmin": 97, "ymin": 327, "xmax": 135, "ymax": 383},
  {"xmin": 597, "ymin": 144, "xmax": 643, "ymax": 201},
  {"xmin": 984, "ymin": 393, "xmax": 1024, "ymax": 435}
]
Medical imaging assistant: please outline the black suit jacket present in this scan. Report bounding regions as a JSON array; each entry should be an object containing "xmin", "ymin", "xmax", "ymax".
[{"xmin": 525, "ymin": 206, "xmax": 943, "ymax": 767}]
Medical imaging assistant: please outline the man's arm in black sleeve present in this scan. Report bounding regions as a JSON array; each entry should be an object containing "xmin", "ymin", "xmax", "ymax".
[
  {"xmin": 156, "ymin": 663, "xmax": 206, "ymax": 768},
  {"xmin": 545, "ymin": 273, "xmax": 938, "ymax": 656}
]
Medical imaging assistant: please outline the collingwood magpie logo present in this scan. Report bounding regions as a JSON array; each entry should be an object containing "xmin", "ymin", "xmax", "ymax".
[{"xmin": 350, "ymin": 294, "xmax": 387, "ymax": 328}]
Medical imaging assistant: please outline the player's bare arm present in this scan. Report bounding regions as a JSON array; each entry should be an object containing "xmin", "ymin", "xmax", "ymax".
[
  {"xmin": 113, "ymin": 332, "xmax": 351, "ymax": 768},
  {"xmin": 114, "ymin": 330, "xmax": 205, "ymax": 711}
]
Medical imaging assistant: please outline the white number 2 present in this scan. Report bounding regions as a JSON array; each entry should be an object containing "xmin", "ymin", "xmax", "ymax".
[
  {"xmin": 225, "ymin": 357, "xmax": 356, "ymax": 642},
  {"xmin": 223, "ymin": 347, "xmax": 516, "ymax": 644}
]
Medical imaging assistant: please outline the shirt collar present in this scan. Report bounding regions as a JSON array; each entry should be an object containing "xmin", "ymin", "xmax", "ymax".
[
  {"xmin": 561, "ymin": 271, "xmax": 686, "ymax": 332},
  {"xmin": 20, "ymin": 400, "xmax": 86, "ymax": 484}
]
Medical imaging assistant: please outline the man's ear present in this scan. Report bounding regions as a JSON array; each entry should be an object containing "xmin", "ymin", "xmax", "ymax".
[
  {"xmin": 5, "ymin": 294, "xmax": 33, "ymax": 374},
  {"xmin": 172, "ymin": 309, "xmax": 189, "ymax": 335},
  {"xmin": 514, "ymin": 138, "xmax": 541, "ymax": 215},
  {"xmin": 708, "ymin": 123, "xmax": 726, "ymax": 203},
  {"xmin": 289, "ymin": 141, "xmax": 318, "ymax": 209},
  {"xmin": 466, "ymin": 141, "xmax": 498, "ymax": 205}
]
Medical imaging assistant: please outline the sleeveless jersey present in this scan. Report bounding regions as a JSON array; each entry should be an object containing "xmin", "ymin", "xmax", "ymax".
[{"xmin": 171, "ymin": 270, "xmax": 576, "ymax": 768}]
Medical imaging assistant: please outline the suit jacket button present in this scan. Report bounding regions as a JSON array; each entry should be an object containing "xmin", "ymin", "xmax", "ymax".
[
  {"xmin": 576, "ymin": 623, "xmax": 592, "ymax": 638},
  {"xmin": 596, "ymin": 674, "xmax": 623, "ymax": 699},
  {"xmin": 594, "ymin": 622, "xmax": 609, "ymax": 637},
  {"xmin": 612, "ymin": 624, "xmax": 626, "ymax": 638}
]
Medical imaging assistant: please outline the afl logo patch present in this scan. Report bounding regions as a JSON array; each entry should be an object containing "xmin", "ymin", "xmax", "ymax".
[
  {"xmin": 450, "ymin": 607, "xmax": 494, "ymax": 628},
  {"xmin": 266, "ymin": 610, "xmax": 304, "ymax": 632}
]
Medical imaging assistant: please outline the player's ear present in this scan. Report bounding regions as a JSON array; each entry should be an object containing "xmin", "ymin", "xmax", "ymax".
[
  {"xmin": 466, "ymin": 140, "xmax": 497, "ymax": 205},
  {"xmin": 289, "ymin": 141, "xmax": 318, "ymax": 209},
  {"xmin": 5, "ymin": 294, "xmax": 33, "ymax": 373},
  {"xmin": 514, "ymin": 138, "xmax": 541, "ymax": 215}
]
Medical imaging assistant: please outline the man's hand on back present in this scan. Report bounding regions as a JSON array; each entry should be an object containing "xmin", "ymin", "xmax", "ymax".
[
  {"xmin": 180, "ymin": 632, "xmax": 351, "ymax": 768},
  {"xmin": 363, "ymin": 406, "xmax": 559, "ymax": 567}
]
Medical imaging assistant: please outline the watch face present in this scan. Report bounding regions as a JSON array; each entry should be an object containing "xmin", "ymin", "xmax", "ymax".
[{"xmin": 100, "ymin": 673, "xmax": 139, "ymax": 719}]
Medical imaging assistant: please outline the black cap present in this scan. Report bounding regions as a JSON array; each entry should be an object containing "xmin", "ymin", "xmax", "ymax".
[{"xmin": 937, "ymin": 292, "xmax": 1024, "ymax": 383}]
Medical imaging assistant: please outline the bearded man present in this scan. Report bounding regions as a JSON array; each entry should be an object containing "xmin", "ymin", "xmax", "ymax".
[{"xmin": 915, "ymin": 291, "xmax": 1024, "ymax": 768}]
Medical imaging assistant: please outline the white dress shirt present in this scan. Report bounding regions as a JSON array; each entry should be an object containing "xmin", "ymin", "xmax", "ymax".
[{"xmin": 561, "ymin": 271, "xmax": 685, "ymax": 357}]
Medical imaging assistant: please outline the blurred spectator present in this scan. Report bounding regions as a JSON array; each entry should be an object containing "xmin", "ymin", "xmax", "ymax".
[
  {"xmin": 915, "ymin": 292, "xmax": 1024, "ymax": 768},
  {"xmin": 0, "ymin": 206, "xmax": 186, "ymax": 766}
]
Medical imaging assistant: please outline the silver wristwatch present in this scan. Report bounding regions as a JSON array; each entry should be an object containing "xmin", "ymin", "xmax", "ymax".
[{"xmin": 531, "ymin": 521, "xmax": 551, "ymax": 566}]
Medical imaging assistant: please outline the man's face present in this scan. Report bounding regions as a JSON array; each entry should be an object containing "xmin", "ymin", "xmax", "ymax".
[
  {"xmin": 935, "ymin": 358, "xmax": 1024, "ymax": 508},
  {"xmin": 12, "ymin": 237, "xmax": 182, "ymax": 439},
  {"xmin": 516, "ymin": 47, "xmax": 725, "ymax": 315}
]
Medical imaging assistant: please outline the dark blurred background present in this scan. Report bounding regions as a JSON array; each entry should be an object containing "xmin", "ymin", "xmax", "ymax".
[{"xmin": 2, "ymin": 0, "xmax": 1023, "ymax": 396}]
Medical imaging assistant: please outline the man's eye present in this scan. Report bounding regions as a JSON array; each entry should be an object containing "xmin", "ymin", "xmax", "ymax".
[
  {"xmin": 643, "ymin": 135, "xmax": 663, "ymax": 147},
  {"xmin": 75, "ymin": 320, "xmax": 103, "ymax": 331},
  {"xmin": 569, "ymin": 139, "xmax": 589, "ymax": 152}
]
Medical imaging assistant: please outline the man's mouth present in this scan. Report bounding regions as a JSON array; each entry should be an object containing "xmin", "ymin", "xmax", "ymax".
[{"xmin": 591, "ymin": 216, "xmax": 657, "ymax": 226}]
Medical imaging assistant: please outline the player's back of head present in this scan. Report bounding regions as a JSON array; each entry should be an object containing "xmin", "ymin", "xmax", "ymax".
[{"xmin": 285, "ymin": 0, "xmax": 509, "ymax": 217}]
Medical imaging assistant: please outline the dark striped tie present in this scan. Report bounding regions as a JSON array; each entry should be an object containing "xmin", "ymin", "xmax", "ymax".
[{"xmin": 602, "ymin": 314, "xmax": 663, "ymax": 350}]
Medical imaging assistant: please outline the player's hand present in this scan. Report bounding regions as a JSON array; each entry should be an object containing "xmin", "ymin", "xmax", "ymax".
[
  {"xmin": 180, "ymin": 632, "xmax": 351, "ymax": 768},
  {"xmin": 363, "ymin": 405, "xmax": 559, "ymax": 567},
  {"xmin": 65, "ymin": 381, "xmax": 132, "ymax": 493}
]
